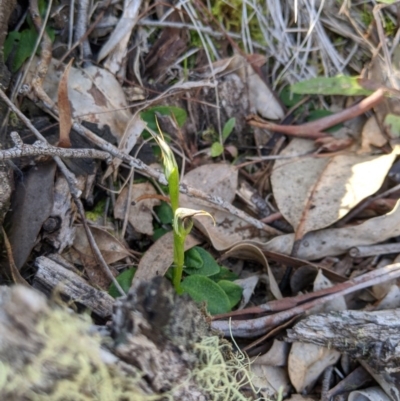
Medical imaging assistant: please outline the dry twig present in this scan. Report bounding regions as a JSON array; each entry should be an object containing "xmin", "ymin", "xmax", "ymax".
[
  {"xmin": 0, "ymin": 131, "xmax": 111, "ymax": 163},
  {"xmin": 247, "ymin": 88, "xmax": 385, "ymax": 138},
  {"xmin": 211, "ymin": 263, "xmax": 400, "ymax": 337}
]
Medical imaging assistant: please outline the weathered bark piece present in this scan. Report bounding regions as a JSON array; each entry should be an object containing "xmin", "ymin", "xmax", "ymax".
[
  {"xmin": 286, "ymin": 310, "xmax": 400, "ymax": 401},
  {"xmin": 0, "ymin": 279, "xmax": 253, "ymax": 400},
  {"xmin": 34, "ymin": 255, "xmax": 114, "ymax": 317},
  {"xmin": 0, "ymin": 284, "xmax": 150, "ymax": 400},
  {"xmin": 112, "ymin": 277, "xmax": 211, "ymax": 399}
]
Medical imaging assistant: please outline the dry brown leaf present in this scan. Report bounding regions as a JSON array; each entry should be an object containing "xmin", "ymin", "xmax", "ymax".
[
  {"xmin": 359, "ymin": 116, "xmax": 387, "ymax": 154},
  {"xmin": 250, "ymin": 365, "xmax": 290, "ymax": 399},
  {"xmin": 271, "ymin": 138, "xmax": 397, "ymax": 240},
  {"xmin": 114, "ymin": 182, "xmax": 160, "ymax": 236},
  {"xmin": 288, "ymin": 342, "xmax": 340, "ymax": 393},
  {"xmin": 206, "ymin": 55, "xmax": 284, "ymax": 120},
  {"xmin": 264, "ymin": 199, "xmax": 400, "ymax": 260},
  {"xmin": 233, "ymin": 276, "xmax": 259, "ymax": 309},
  {"xmin": 57, "ymin": 58, "xmax": 73, "ymax": 148},
  {"xmin": 79, "ymin": 253, "xmax": 116, "ymax": 291},
  {"xmin": 312, "ymin": 270, "xmax": 346, "ymax": 313},
  {"xmin": 25, "ymin": 58, "xmax": 131, "ymax": 140},
  {"xmin": 348, "ymin": 387, "xmax": 391, "ymax": 401},
  {"xmin": 133, "ymin": 231, "xmax": 200, "ymax": 284},
  {"xmin": 222, "ymin": 243, "xmax": 282, "ymax": 300},
  {"xmin": 180, "ymin": 163, "xmax": 270, "ymax": 250},
  {"xmin": 8, "ymin": 162, "xmax": 56, "ymax": 269},
  {"xmin": 252, "ymin": 340, "xmax": 290, "ymax": 367},
  {"xmin": 182, "ymin": 163, "xmax": 237, "ymax": 202},
  {"xmin": 373, "ymin": 285, "xmax": 400, "ymax": 310},
  {"xmin": 71, "ymin": 226, "xmax": 131, "ymax": 265}
]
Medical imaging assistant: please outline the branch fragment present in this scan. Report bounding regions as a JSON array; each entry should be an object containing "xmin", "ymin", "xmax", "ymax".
[{"xmin": 1, "ymin": 132, "xmax": 112, "ymax": 163}]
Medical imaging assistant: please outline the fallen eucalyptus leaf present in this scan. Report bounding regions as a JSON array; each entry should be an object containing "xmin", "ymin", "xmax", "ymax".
[
  {"xmin": 271, "ymin": 138, "xmax": 396, "ymax": 238},
  {"xmin": 288, "ymin": 342, "xmax": 340, "ymax": 393},
  {"xmin": 264, "ymin": 200, "xmax": 400, "ymax": 259}
]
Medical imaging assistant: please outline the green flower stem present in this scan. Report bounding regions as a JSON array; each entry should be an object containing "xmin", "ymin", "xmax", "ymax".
[
  {"xmin": 173, "ymin": 231, "xmax": 185, "ymax": 292},
  {"xmin": 168, "ymin": 168, "xmax": 184, "ymax": 291},
  {"xmin": 168, "ymin": 168, "xmax": 180, "ymax": 214}
]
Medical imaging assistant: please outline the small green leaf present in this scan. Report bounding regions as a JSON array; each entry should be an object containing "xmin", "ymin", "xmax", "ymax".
[
  {"xmin": 109, "ymin": 268, "xmax": 137, "ymax": 298},
  {"xmin": 155, "ymin": 201, "xmax": 173, "ymax": 225},
  {"xmin": 217, "ymin": 280, "xmax": 242, "ymax": 309},
  {"xmin": 279, "ymin": 86, "xmax": 303, "ymax": 108},
  {"xmin": 209, "ymin": 266, "xmax": 238, "ymax": 282},
  {"xmin": 211, "ymin": 142, "xmax": 224, "ymax": 157},
  {"xmin": 140, "ymin": 106, "xmax": 187, "ymax": 131},
  {"xmin": 4, "ymin": 31, "xmax": 20, "ymax": 61},
  {"xmin": 11, "ymin": 29, "xmax": 38, "ymax": 72},
  {"xmin": 184, "ymin": 246, "xmax": 220, "ymax": 276},
  {"xmin": 291, "ymin": 76, "xmax": 373, "ymax": 96},
  {"xmin": 152, "ymin": 227, "xmax": 170, "ymax": 241},
  {"xmin": 377, "ymin": 0, "xmax": 397, "ymax": 3},
  {"xmin": 184, "ymin": 247, "xmax": 203, "ymax": 269},
  {"xmin": 181, "ymin": 275, "xmax": 231, "ymax": 315},
  {"xmin": 384, "ymin": 113, "xmax": 400, "ymax": 138},
  {"xmin": 222, "ymin": 117, "xmax": 236, "ymax": 141}
]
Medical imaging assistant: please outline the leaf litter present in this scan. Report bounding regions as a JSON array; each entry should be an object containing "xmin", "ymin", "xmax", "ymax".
[{"xmin": 2, "ymin": 0, "xmax": 400, "ymax": 400}]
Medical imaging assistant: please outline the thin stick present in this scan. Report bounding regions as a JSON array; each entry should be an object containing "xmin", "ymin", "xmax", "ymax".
[
  {"xmin": 211, "ymin": 263, "xmax": 400, "ymax": 337},
  {"xmin": 247, "ymin": 89, "xmax": 386, "ymax": 138},
  {"xmin": 59, "ymin": 0, "xmax": 113, "ymax": 64},
  {"xmin": 1, "ymin": 131, "xmax": 112, "ymax": 163}
]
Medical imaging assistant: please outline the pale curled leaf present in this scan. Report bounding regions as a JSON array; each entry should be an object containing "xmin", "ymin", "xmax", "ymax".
[
  {"xmin": 288, "ymin": 342, "xmax": 340, "ymax": 393},
  {"xmin": 180, "ymin": 163, "xmax": 270, "ymax": 250},
  {"xmin": 133, "ymin": 231, "xmax": 200, "ymax": 284},
  {"xmin": 71, "ymin": 226, "xmax": 131, "ymax": 265},
  {"xmin": 312, "ymin": 270, "xmax": 346, "ymax": 313},
  {"xmin": 348, "ymin": 387, "xmax": 391, "ymax": 401},
  {"xmin": 271, "ymin": 138, "xmax": 396, "ymax": 238},
  {"xmin": 233, "ymin": 276, "xmax": 260, "ymax": 309},
  {"xmin": 264, "ymin": 200, "xmax": 400, "ymax": 259},
  {"xmin": 250, "ymin": 365, "xmax": 290, "ymax": 399},
  {"xmin": 114, "ymin": 182, "xmax": 160, "ymax": 236},
  {"xmin": 222, "ymin": 242, "xmax": 282, "ymax": 301},
  {"xmin": 252, "ymin": 340, "xmax": 290, "ymax": 367}
]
